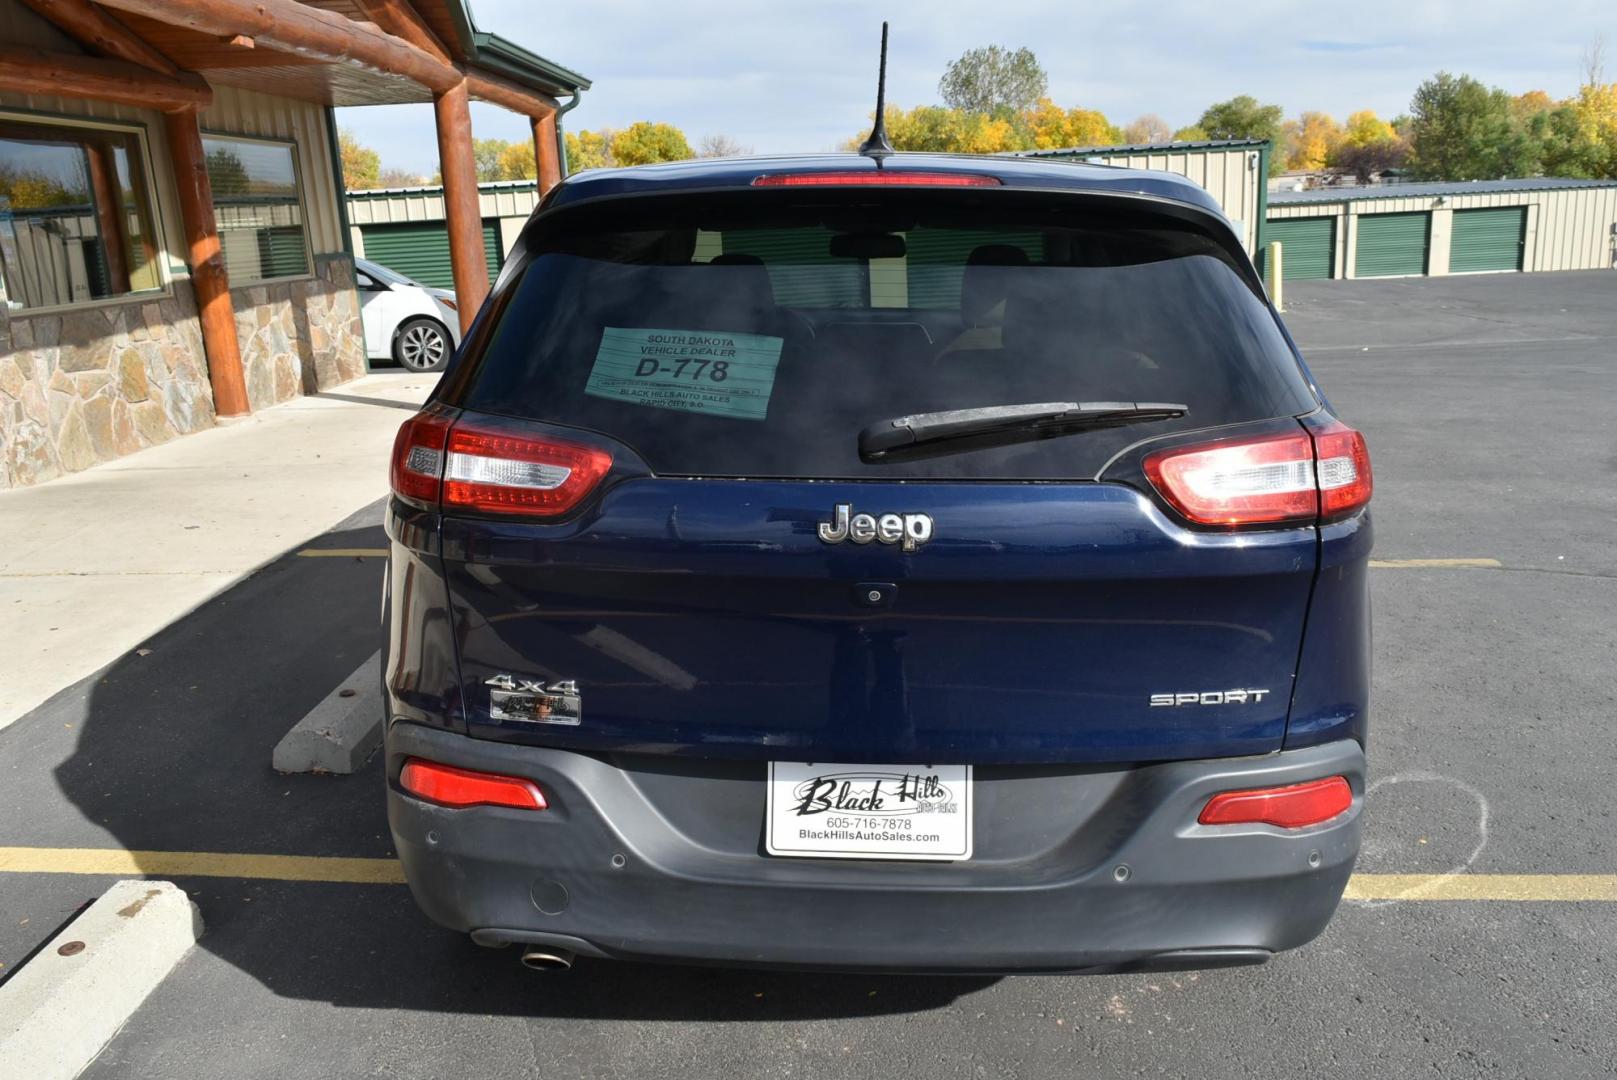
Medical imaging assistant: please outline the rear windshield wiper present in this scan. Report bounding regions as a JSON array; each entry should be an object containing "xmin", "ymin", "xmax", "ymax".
[{"xmin": 859, "ymin": 401, "xmax": 1188, "ymax": 462}]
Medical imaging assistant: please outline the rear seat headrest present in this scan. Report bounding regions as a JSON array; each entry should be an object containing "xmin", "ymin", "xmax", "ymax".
[
  {"xmin": 961, "ymin": 244, "xmax": 1031, "ymax": 327},
  {"xmin": 707, "ymin": 252, "xmax": 775, "ymax": 308}
]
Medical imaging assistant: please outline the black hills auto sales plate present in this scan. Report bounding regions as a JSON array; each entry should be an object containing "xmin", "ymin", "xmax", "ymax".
[{"xmin": 765, "ymin": 763, "xmax": 973, "ymax": 861}]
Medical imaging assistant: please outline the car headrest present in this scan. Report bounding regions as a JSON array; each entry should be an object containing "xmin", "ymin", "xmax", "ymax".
[
  {"xmin": 960, "ymin": 244, "xmax": 1031, "ymax": 327},
  {"xmin": 707, "ymin": 252, "xmax": 776, "ymax": 309}
]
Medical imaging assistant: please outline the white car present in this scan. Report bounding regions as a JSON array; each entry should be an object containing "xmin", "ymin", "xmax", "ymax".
[{"xmin": 355, "ymin": 258, "xmax": 462, "ymax": 372}]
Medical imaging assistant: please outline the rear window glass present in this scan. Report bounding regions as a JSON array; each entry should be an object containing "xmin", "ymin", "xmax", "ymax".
[{"xmin": 455, "ymin": 192, "xmax": 1317, "ymax": 479}]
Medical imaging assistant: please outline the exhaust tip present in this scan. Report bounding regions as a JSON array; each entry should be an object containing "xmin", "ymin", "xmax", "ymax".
[{"xmin": 519, "ymin": 947, "xmax": 575, "ymax": 972}]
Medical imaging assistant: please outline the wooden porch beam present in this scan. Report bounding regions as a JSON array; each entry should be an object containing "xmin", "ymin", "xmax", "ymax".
[
  {"xmin": 165, "ymin": 105, "xmax": 250, "ymax": 417},
  {"xmin": 350, "ymin": 0, "xmax": 452, "ymax": 64},
  {"xmin": 434, "ymin": 81, "xmax": 489, "ymax": 331},
  {"xmin": 466, "ymin": 69, "xmax": 557, "ymax": 119},
  {"xmin": 0, "ymin": 47, "xmax": 211, "ymax": 111},
  {"xmin": 17, "ymin": 0, "xmax": 181, "ymax": 76},
  {"xmin": 532, "ymin": 112, "xmax": 561, "ymax": 196},
  {"xmin": 93, "ymin": 0, "xmax": 461, "ymax": 94}
]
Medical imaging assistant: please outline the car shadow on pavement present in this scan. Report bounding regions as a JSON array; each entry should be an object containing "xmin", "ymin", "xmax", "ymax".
[{"xmin": 47, "ymin": 505, "xmax": 996, "ymax": 1020}]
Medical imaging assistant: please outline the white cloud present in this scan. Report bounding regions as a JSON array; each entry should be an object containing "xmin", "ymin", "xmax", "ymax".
[{"xmin": 337, "ymin": 0, "xmax": 1615, "ymax": 173}]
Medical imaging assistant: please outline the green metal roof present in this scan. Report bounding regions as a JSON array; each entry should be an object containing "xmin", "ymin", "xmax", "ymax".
[{"xmin": 445, "ymin": 1, "xmax": 590, "ymax": 95}]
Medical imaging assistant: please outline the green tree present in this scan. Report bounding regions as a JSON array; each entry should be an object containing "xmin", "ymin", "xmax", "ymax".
[
  {"xmin": 938, "ymin": 45, "xmax": 1048, "ymax": 115},
  {"xmin": 1169, "ymin": 124, "xmax": 1208, "ymax": 142},
  {"xmin": 338, "ymin": 129, "xmax": 380, "ymax": 189},
  {"xmin": 608, "ymin": 122, "xmax": 692, "ymax": 166},
  {"xmin": 1198, "ymin": 95, "xmax": 1284, "ymax": 143},
  {"xmin": 471, "ymin": 138, "xmax": 512, "ymax": 182},
  {"xmin": 1406, "ymin": 72, "xmax": 1538, "ymax": 180}
]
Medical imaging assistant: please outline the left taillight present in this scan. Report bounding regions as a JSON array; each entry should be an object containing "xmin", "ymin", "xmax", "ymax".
[
  {"xmin": 390, "ymin": 414, "xmax": 614, "ymax": 518},
  {"xmin": 1142, "ymin": 419, "xmax": 1372, "ymax": 528}
]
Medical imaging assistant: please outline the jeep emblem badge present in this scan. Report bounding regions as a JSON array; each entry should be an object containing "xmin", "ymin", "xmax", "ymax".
[{"xmin": 817, "ymin": 503, "xmax": 933, "ymax": 552}]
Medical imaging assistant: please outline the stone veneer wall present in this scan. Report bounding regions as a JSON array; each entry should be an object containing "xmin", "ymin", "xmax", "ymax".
[
  {"xmin": 1, "ymin": 253, "xmax": 368, "ymax": 489},
  {"xmin": 232, "ymin": 254, "xmax": 368, "ymax": 410},
  {"xmin": 1, "ymin": 287, "xmax": 216, "ymax": 489}
]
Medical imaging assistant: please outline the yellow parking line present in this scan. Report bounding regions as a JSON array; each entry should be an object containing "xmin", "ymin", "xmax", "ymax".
[
  {"xmin": 1345, "ymin": 874, "xmax": 1617, "ymax": 901},
  {"xmin": 1369, "ymin": 558, "xmax": 1502, "ymax": 569},
  {"xmin": 0, "ymin": 847, "xmax": 405, "ymax": 884},
  {"xmin": 2, "ymin": 848, "xmax": 1615, "ymax": 899},
  {"xmin": 296, "ymin": 548, "xmax": 389, "ymax": 558}
]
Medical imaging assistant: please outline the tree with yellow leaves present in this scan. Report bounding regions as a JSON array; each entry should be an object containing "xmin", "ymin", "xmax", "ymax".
[
  {"xmin": 564, "ymin": 129, "xmax": 613, "ymax": 172},
  {"xmin": 496, "ymin": 141, "xmax": 537, "ymax": 181},
  {"xmin": 1281, "ymin": 112, "xmax": 1344, "ymax": 171}
]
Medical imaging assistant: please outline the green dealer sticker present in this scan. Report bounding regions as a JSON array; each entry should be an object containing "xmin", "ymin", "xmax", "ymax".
[{"xmin": 584, "ymin": 327, "xmax": 785, "ymax": 421}]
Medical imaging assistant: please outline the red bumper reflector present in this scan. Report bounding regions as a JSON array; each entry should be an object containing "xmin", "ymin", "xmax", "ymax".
[
  {"xmin": 752, "ymin": 171, "xmax": 1000, "ymax": 187},
  {"xmin": 399, "ymin": 759, "xmax": 548, "ymax": 811},
  {"xmin": 1198, "ymin": 775, "xmax": 1352, "ymax": 829}
]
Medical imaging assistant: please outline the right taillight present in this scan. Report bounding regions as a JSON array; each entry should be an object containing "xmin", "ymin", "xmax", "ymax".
[
  {"xmin": 1143, "ymin": 420, "xmax": 1371, "ymax": 528},
  {"xmin": 1311, "ymin": 419, "xmax": 1373, "ymax": 522}
]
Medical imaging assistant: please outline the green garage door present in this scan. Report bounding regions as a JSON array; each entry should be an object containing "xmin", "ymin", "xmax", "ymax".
[
  {"xmin": 359, "ymin": 220, "xmax": 501, "ymax": 290},
  {"xmin": 1354, "ymin": 212, "xmax": 1430, "ymax": 277},
  {"xmin": 1264, "ymin": 217, "xmax": 1335, "ymax": 280},
  {"xmin": 1449, "ymin": 207, "xmax": 1525, "ymax": 273}
]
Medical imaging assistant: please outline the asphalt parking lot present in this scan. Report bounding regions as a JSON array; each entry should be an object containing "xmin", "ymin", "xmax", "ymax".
[{"xmin": 3, "ymin": 270, "xmax": 1615, "ymax": 1079}]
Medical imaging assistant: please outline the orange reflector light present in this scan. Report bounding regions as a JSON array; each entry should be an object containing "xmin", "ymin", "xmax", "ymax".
[
  {"xmin": 752, "ymin": 171, "xmax": 1000, "ymax": 187},
  {"xmin": 1198, "ymin": 776, "xmax": 1352, "ymax": 829},
  {"xmin": 399, "ymin": 758, "xmax": 548, "ymax": 811}
]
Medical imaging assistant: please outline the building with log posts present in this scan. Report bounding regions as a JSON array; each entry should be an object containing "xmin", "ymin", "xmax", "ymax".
[{"xmin": 0, "ymin": 0, "xmax": 586, "ymax": 488}]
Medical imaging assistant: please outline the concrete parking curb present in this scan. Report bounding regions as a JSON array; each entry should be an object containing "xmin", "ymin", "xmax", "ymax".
[
  {"xmin": 272, "ymin": 652, "xmax": 383, "ymax": 774},
  {"xmin": 0, "ymin": 879, "xmax": 202, "ymax": 1080}
]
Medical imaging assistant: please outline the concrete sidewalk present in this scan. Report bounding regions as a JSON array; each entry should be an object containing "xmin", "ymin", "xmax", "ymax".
[{"xmin": 0, "ymin": 372, "xmax": 431, "ymax": 730}]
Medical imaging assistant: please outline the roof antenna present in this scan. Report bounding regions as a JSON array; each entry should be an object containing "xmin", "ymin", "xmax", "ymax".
[{"xmin": 857, "ymin": 21, "xmax": 896, "ymax": 165}]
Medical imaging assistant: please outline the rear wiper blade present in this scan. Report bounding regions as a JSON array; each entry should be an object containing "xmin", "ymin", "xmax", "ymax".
[{"xmin": 859, "ymin": 401, "xmax": 1188, "ymax": 462}]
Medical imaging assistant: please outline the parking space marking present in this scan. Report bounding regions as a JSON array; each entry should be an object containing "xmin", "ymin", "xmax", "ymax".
[
  {"xmin": 296, "ymin": 548, "xmax": 389, "ymax": 558},
  {"xmin": 0, "ymin": 847, "xmax": 405, "ymax": 884},
  {"xmin": 1346, "ymin": 874, "xmax": 1617, "ymax": 902},
  {"xmin": 4, "ymin": 848, "xmax": 1616, "ymax": 899},
  {"xmin": 1369, "ymin": 558, "xmax": 1502, "ymax": 569}
]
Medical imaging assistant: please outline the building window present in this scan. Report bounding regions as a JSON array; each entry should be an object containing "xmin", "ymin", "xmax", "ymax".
[
  {"xmin": 0, "ymin": 115, "xmax": 165, "ymax": 311},
  {"xmin": 202, "ymin": 134, "xmax": 311, "ymax": 284}
]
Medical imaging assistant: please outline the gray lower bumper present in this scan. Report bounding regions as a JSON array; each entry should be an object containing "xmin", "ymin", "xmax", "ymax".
[{"xmin": 386, "ymin": 723, "xmax": 1364, "ymax": 973}]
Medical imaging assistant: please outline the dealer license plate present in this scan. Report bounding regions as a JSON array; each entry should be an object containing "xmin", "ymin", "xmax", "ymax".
[{"xmin": 765, "ymin": 762, "xmax": 973, "ymax": 861}]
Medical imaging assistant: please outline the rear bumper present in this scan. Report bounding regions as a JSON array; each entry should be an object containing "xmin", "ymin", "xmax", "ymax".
[{"xmin": 386, "ymin": 724, "xmax": 1364, "ymax": 973}]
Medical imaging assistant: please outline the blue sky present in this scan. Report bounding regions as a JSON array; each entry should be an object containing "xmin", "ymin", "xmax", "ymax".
[{"xmin": 336, "ymin": 0, "xmax": 1615, "ymax": 175}]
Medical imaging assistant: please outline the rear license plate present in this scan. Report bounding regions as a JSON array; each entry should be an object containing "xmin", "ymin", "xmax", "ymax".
[{"xmin": 765, "ymin": 763, "xmax": 973, "ymax": 861}]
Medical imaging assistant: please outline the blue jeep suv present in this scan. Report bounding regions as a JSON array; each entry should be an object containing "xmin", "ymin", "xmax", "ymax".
[{"xmin": 382, "ymin": 153, "xmax": 1373, "ymax": 973}]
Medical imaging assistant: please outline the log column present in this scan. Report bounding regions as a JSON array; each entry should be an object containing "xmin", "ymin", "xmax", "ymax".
[
  {"xmin": 532, "ymin": 111, "xmax": 561, "ymax": 196},
  {"xmin": 164, "ymin": 106, "xmax": 249, "ymax": 417},
  {"xmin": 434, "ymin": 80, "xmax": 488, "ymax": 331}
]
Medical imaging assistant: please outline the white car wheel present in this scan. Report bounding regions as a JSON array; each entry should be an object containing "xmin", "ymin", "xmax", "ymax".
[{"xmin": 395, "ymin": 318, "xmax": 450, "ymax": 372}]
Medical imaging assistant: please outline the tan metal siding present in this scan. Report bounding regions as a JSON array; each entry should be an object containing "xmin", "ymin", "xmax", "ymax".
[
  {"xmin": 1076, "ymin": 148, "xmax": 1259, "ymax": 252},
  {"xmin": 200, "ymin": 85, "xmax": 343, "ymax": 256}
]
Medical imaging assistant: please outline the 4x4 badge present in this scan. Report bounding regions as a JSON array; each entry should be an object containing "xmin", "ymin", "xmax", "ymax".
[
  {"xmin": 817, "ymin": 503, "xmax": 933, "ymax": 552},
  {"xmin": 485, "ymin": 674, "xmax": 582, "ymax": 726}
]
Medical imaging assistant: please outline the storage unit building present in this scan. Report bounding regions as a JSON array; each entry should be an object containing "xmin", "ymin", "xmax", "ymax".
[
  {"xmin": 1266, "ymin": 178, "xmax": 1617, "ymax": 280},
  {"xmin": 347, "ymin": 179, "xmax": 543, "ymax": 281},
  {"xmin": 1011, "ymin": 140, "xmax": 1270, "ymax": 256}
]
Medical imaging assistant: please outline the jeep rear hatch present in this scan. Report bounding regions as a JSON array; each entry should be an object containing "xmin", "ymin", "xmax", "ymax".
[{"xmin": 417, "ymin": 187, "xmax": 1326, "ymax": 764}]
